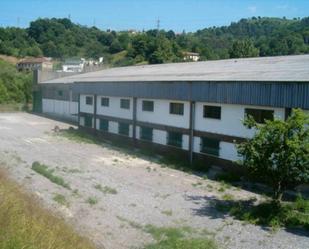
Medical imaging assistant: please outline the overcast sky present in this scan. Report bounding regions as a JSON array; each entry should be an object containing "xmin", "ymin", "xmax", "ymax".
[{"xmin": 0, "ymin": 0, "xmax": 308, "ymax": 32}]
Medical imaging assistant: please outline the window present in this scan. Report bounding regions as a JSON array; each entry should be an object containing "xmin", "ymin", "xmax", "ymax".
[
  {"xmin": 101, "ymin": 97, "xmax": 109, "ymax": 107},
  {"xmin": 140, "ymin": 126, "xmax": 153, "ymax": 141},
  {"xmin": 245, "ymin": 108, "xmax": 274, "ymax": 124},
  {"xmin": 142, "ymin": 100, "xmax": 154, "ymax": 112},
  {"xmin": 167, "ymin": 131, "xmax": 182, "ymax": 148},
  {"xmin": 169, "ymin": 103, "xmax": 184, "ymax": 115},
  {"xmin": 85, "ymin": 96, "xmax": 93, "ymax": 105},
  {"xmin": 120, "ymin": 99, "xmax": 130, "ymax": 109},
  {"xmin": 58, "ymin": 90, "xmax": 63, "ymax": 97},
  {"xmin": 203, "ymin": 105, "xmax": 221, "ymax": 119},
  {"xmin": 200, "ymin": 137, "xmax": 220, "ymax": 156},
  {"xmin": 99, "ymin": 119, "xmax": 109, "ymax": 131},
  {"xmin": 84, "ymin": 115, "xmax": 92, "ymax": 128},
  {"xmin": 118, "ymin": 122, "xmax": 129, "ymax": 136}
]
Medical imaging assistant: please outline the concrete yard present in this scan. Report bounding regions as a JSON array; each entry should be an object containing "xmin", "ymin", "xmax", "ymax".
[{"xmin": 0, "ymin": 113, "xmax": 308, "ymax": 249}]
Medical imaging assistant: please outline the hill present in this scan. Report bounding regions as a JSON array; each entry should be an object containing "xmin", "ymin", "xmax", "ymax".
[
  {"xmin": 0, "ymin": 59, "xmax": 32, "ymax": 104},
  {"xmin": 0, "ymin": 17, "xmax": 308, "ymax": 66}
]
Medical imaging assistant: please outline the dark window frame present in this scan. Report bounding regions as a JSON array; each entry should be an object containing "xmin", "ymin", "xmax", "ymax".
[
  {"xmin": 118, "ymin": 122, "xmax": 130, "ymax": 136},
  {"xmin": 101, "ymin": 97, "xmax": 109, "ymax": 107},
  {"xmin": 140, "ymin": 126, "xmax": 153, "ymax": 141},
  {"xmin": 203, "ymin": 105, "xmax": 221, "ymax": 119},
  {"xmin": 120, "ymin": 99, "xmax": 130, "ymax": 109},
  {"xmin": 169, "ymin": 102, "xmax": 184, "ymax": 115},
  {"xmin": 200, "ymin": 137, "xmax": 220, "ymax": 157},
  {"xmin": 85, "ymin": 96, "xmax": 93, "ymax": 105},
  {"xmin": 167, "ymin": 131, "xmax": 183, "ymax": 148},
  {"xmin": 84, "ymin": 115, "xmax": 93, "ymax": 128},
  {"xmin": 142, "ymin": 100, "xmax": 154, "ymax": 112},
  {"xmin": 245, "ymin": 108, "xmax": 274, "ymax": 124},
  {"xmin": 99, "ymin": 119, "xmax": 109, "ymax": 131}
]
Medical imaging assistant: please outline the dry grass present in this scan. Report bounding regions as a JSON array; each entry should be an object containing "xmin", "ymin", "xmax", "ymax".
[{"xmin": 0, "ymin": 169, "xmax": 98, "ymax": 249}]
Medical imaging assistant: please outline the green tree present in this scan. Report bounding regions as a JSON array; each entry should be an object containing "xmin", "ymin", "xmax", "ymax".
[
  {"xmin": 237, "ymin": 109, "xmax": 309, "ymax": 203},
  {"xmin": 229, "ymin": 39, "xmax": 259, "ymax": 58}
]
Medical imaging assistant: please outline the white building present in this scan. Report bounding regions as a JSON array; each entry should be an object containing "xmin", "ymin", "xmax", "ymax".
[
  {"xmin": 33, "ymin": 55, "xmax": 309, "ymax": 169},
  {"xmin": 62, "ymin": 59, "xmax": 84, "ymax": 72}
]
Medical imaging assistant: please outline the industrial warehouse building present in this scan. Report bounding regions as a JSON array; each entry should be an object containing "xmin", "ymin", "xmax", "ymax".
[{"xmin": 32, "ymin": 55, "xmax": 309, "ymax": 168}]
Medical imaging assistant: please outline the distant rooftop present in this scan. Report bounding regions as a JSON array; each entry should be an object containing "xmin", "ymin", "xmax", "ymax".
[
  {"xmin": 19, "ymin": 57, "xmax": 51, "ymax": 64},
  {"xmin": 42, "ymin": 54, "xmax": 309, "ymax": 84}
]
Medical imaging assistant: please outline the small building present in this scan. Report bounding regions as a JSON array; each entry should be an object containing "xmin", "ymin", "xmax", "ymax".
[
  {"xmin": 32, "ymin": 55, "xmax": 309, "ymax": 170},
  {"xmin": 183, "ymin": 52, "xmax": 200, "ymax": 62},
  {"xmin": 62, "ymin": 58, "xmax": 84, "ymax": 73},
  {"xmin": 17, "ymin": 57, "xmax": 53, "ymax": 71}
]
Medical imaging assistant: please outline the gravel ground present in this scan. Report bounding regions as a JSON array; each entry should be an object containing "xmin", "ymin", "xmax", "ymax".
[{"xmin": 0, "ymin": 113, "xmax": 308, "ymax": 249}]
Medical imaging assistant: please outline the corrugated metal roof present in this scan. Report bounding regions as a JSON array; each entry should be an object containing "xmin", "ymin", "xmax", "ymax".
[{"xmin": 42, "ymin": 54, "xmax": 309, "ymax": 84}]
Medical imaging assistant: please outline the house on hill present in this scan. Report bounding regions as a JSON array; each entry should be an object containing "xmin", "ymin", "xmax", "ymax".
[{"xmin": 17, "ymin": 57, "xmax": 53, "ymax": 71}]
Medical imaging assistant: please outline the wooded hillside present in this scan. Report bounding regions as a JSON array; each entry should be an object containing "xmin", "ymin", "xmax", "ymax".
[{"xmin": 0, "ymin": 17, "xmax": 308, "ymax": 66}]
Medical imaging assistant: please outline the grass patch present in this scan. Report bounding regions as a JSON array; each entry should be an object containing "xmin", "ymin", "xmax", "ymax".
[
  {"xmin": 144, "ymin": 225, "xmax": 218, "ymax": 249},
  {"xmin": 86, "ymin": 197, "xmax": 98, "ymax": 205},
  {"xmin": 0, "ymin": 170, "xmax": 95, "ymax": 249},
  {"xmin": 53, "ymin": 194, "xmax": 70, "ymax": 207},
  {"xmin": 214, "ymin": 196, "xmax": 309, "ymax": 230},
  {"xmin": 161, "ymin": 210, "xmax": 173, "ymax": 216},
  {"xmin": 57, "ymin": 129, "xmax": 100, "ymax": 144},
  {"xmin": 31, "ymin": 161, "xmax": 70, "ymax": 189},
  {"xmin": 94, "ymin": 184, "xmax": 118, "ymax": 195}
]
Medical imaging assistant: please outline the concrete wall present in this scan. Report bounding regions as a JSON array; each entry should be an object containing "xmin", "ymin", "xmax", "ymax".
[
  {"xmin": 79, "ymin": 95, "xmax": 287, "ymax": 163},
  {"xmin": 96, "ymin": 96, "xmax": 133, "ymax": 120},
  {"xmin": 194, "ymin": 102, "xmax": 285, "ymax": 138},
  {"xmin": 42, "ymin": 98, "xmax": 78, "ymax": 122},
  {"xmin": 136, "ymin": 98, "xmax": 190, "ymax": 128}
]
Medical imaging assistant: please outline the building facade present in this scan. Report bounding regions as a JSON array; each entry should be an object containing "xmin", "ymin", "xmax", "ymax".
[
  {"xmin": 17, "ymin": 57, "xmax": 53, "ymax": 71},
  {"xmin": 33, "ymin": 55, "xmax": 309, "ymax": 169}
]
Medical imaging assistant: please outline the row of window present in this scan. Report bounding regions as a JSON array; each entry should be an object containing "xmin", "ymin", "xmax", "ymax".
[
  {"xmin": 85, "ymin": 96, "xmax": 274, "ymax": 123},
  {"xmin": 83, "ymin": 116, "xmax": 220, "ymax": 156}
]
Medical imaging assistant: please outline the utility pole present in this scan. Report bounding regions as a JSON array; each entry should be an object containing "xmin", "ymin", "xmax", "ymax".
[
  {"xmin": 156, "ymin": 18, "xmax": 160, "ymax": 31},
  {"xmin": 17, "ymin": 17, "xmax": 20, "ymax": 27},
  {"xmin": 68, "ymin": 14, "xmax": 71, "ymax": 20},
  {"xmin": 93, "ymin": 18, "xmax": 96, "ymax": 27}
]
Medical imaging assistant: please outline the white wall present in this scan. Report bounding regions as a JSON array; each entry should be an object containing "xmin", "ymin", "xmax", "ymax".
[
  {"xmin": 42, "ymin": 99, "xmax": 78, "ymax": 122},
  {"xmin": 194, "ymin": 102, "xmax": 285, "ymax": 138},
  {"xmin": 193, "ymin": 136, "xmax": 240, "ymax": 161},
  {"xmin": 80, "ymin": 95, "xmax": 94, "ymax": 113},
  {"xmin": 97, "ymin": 96, "xmax": 133, "ymax": 120},
  {"xmin": 137, "ymin": 98, "xmax": 190, "ymax": 129}
]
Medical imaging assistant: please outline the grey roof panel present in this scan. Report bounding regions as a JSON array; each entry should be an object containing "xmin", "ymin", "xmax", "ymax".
[{"xmin": 42, "ymin": 54, "xmax": 309, "ymax": 84}]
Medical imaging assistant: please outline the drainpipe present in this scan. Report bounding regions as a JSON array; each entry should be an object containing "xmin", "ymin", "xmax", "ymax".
[
  {"xmin": 189, "ymin": 101, "xmax": 195, "ymax": 164},
  {"xmin": 133, "ymin": 97, "xmax": 137, "ymax": 144},
  {"xmin": 78, "ymin": 94, "xmax": 80, "ymax": 129},
  {"xmin": 93, "ymin": 94, "xmax": 97, "ymax": 132}
]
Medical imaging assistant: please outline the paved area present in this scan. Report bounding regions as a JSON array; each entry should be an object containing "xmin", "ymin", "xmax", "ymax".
[{"xmin": 0, "ymin": 113, "xmax": 308, "ymax": 249}]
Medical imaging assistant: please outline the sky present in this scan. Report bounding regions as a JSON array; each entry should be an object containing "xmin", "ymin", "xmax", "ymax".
[{"xmin": 0, "ymin": 0, "xmax": 308, "ymax": 32}]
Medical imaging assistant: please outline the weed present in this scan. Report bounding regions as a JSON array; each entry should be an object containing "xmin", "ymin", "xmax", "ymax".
[
  {"xmin": 144, "ymin": 225, "xmax": 217, "ymax": 249},
  {"xmin": 86, "ymin": 197, "xmax": 98, "ymax": 205},
  {"xmin": 53, "ymin": 194, "xmax": 69, "ymax": 207},
  {"xmin": 222, "ymin": 193, "xmax": 234, "ymax": 201},
  {"xmin": 161, "ymin": 210, "xmax": 173, "ymax": 216},
  {"xmin": 192, "ymin": 182, "xmax": 203, "ymax": 187},
  {"xmin": 116, "ymin": 216, "xmax": 143, "ymax": 230},
  {"xmin": 214, "ymin": 196, "xmax": 309, "ymax": 230},
  {"xmin": 31, "ymin": 162, "xmax": 70, "ymax": 189},
  {"xmin": 94, "ymin": 184, "xmax": 118, "ymax": 195}
]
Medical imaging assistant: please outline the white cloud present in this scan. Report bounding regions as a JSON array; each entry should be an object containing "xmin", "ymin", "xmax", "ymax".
[{"xmin": 248, "ymin": 6, "xmax": 257, "ymax": 13}]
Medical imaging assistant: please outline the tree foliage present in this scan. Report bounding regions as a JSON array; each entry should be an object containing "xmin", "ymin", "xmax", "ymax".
[
  {"xmin": 0, "ymin": 60, "xmax": 32, "ymax": 104},
  {"xmin": 0, "ymin": 17, "xmax": 308, "ymax": 65},
  {"xmin": 237, "ymin": 109, "xmax": 309, "ymax": 202}
]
